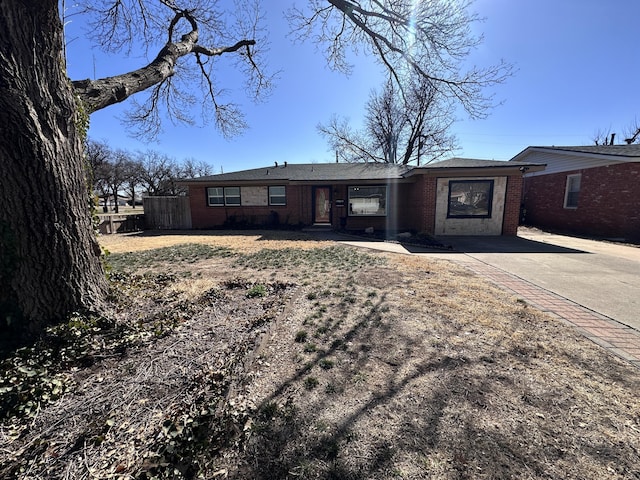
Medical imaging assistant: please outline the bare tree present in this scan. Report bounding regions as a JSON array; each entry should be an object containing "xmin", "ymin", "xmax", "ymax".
[
  {"xmin": 72, "ymin": 0, "xmax": 273, "ymax": 139},
  {"xmin": 623, "ymin": 119, "xmax": 640, "ymax": 145},
  {"xmin": 181, "ymin": 158, "xmax": 215, "ymax": 179},
  {"xmin": 592, "ymin": 119, "xmax": 640, "ymax": 146},
  {"xmin": 85, "ymin": 139, "xmax": 111, "ymax": 181},
  {"xmin": 320, "ymin": 77, "xmax": 456, "ymax": 164},
  {"xmin": 0, "ymin": 0, "xmax": 511, "ymax": 333},
  {"xmin": 161, "ymin": 158, "xmax": 216, "ymax": 196},
  {"xmin": 593, "ymin": 128, "xmax": 617, "ymax": 146},
  {"xmin": 137, "ymin": 150, "xmax": 176, "ymax": 197},
  {"xmin": 288, "ymin": 0, "xmax": 512, "ymax": 119},
  {"xmin": 86, "ymin": 139, "xmax": 113, "ymax": 211},
  {"xmin": 107, "ymin": 150, "xmax": 133, "ymax": 213},
  {"xmin": 122, "ymin": 159, "xmax": 144, "ymax": 209}
]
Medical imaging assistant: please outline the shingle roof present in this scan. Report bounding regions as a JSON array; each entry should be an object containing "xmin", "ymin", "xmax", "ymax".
[
  {"xmin": 540, "ymin": 145, "xmax": 640, "ymax": 156},
  {"xmin": 419, "ymin": 157, "xmax": 521, "ymax": 169},
  {"xmin": 182, "ymin": 158, "xmax": 543, "ymax": 184},
  {"xmin": 184, "ymin": 162, "xmax": 413, "ymax": 183},
  {"xmin": 512, "ymin": 144, "xmax": 640, "ymax": 161}
]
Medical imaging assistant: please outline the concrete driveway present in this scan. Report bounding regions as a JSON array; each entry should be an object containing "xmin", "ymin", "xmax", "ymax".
[{"xmin": 428, "ymin": 228, "xmax": 640, "ymax": 331}]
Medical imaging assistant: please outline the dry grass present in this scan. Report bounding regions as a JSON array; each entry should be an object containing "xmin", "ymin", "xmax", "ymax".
[
  {"xmin": 99, "ymin": 229, "xmax": 335, "ymax": 254},
  {"xmin": 1, "ymin": 230, "xmax": 639, "ymax": 479}
]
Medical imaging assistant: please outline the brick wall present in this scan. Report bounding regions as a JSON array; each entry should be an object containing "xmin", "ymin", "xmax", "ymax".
[
  {"xmin": 188, "ymin": 184, "xmax": 307, "ymax": 229},
  {"xmin": 399, "ymin": 176, "xmax": 437, "ymax": 235},
  {"xmin": 523, "ymin": 163, "xmax": 640, "ymax": 241},
  {"xmin": 502, "ymin": 175, "xmax": 523, "ymax": 236},
  {"xmin": 339, "ymin": 178, "xmax": 438, "ymax": 234}
]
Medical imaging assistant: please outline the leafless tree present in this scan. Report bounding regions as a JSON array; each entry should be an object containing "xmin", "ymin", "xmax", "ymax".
[
  {"xmin": 137, "ymin": 150, "xmax": 176, "ymax": 196},
  {"xmin": 164, "ymin": 158, "xmax": 216, "ymax": 195},
  {"xmin": 320, "ymin": 77, "xmax": 456, "ymax": 164},
  {"xmin": 85, "ymin": 139, "xmax": 112, "ymax": 210},
  {"xmin": 288, "ymin": 0, "xmax": 512, "ymax": 119},
  {"xmin": 592, "ymin": 119, "xmax": 640, "ymax": 146},
  {"xmin": 592, "ymin": 128, "xmax": 616, "ymax": 146},
  {"xmin": 122, "ymin": 159, "xmax": 144, "ymax": 209},
  {"xmin": 85, "ymin": 139, "xmax": 111, "ymax": 181},
  {"xmin": 181, "ymin": 158, "xmax": 215, "ymax": 179},
  {"xmin": 72, "ymin": 0, "xmax": 273, "ymax": 139},
  {"xmin": 623, "ymin": 119, "xmax": 640, "ymax": 145}
]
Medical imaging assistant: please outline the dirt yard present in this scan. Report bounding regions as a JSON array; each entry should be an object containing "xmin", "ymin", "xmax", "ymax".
[{"xmin": 1, "ymin": 230, "xmax": 639, "ymax": 479}]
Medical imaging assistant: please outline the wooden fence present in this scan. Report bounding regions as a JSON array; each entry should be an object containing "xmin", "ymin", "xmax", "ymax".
[
  {"xmin": 142, "ymin": 196, "xmax": 192, "ymax": 230},
  {"xmin": 98, "ymin": 214, "xmax": 145, "ymax": 234}
]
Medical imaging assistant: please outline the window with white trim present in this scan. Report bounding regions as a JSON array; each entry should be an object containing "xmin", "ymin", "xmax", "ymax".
[
  {"xmin": 207, "ymin": 186, "xmax": 241, "ymax": 206},
  {"xmin": 207, "ymin": 187, "xmax": 224, "ymax": 206},
  {"xmin": 348, "ymin": 186, "xmax": 387, "ymax": 216},
  {"xmin": 269, "ymin": 186, "xmax": 286, "ymax": 205},
  {"xmin": 564, "ymin": 174, "xmax": 581, "ymax": 208},
  {"xmin": 224, "ymin": 187, "xmax": 241, "ymax": 205}
]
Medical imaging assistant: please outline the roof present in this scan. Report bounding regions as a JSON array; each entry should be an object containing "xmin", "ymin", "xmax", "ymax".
[
  {"xmin": 511, "ymin": 144, "xmax": 640, "ymax": 162},
  {"xmin": 183, "ymin": 162, "xmax": 413, "ymax": 183},
  {"xmin": 181, "ymin": 158, "xmax": 545, "ymax": 184},
  {"xmin": 420, "ymin": 157, "xmax": 533, "ymax": 169}
]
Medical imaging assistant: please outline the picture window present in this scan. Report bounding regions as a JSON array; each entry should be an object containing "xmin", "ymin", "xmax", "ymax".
[
  {"xmin": 447, "ymin": 180, "xmax": 494, "ymax": 218},
  {"xmin": 348, "ymin": 186, "xmax": 387, "ymax": 216}
]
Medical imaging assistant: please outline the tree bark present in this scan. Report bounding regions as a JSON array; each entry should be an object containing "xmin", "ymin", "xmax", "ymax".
[
  {"xmin": 0, "ymin": 1, "xmax": 107, "ymax": 333},
  {"xmin": 72, "ymin": 31, "xmax": 255, "ymax": 113}
]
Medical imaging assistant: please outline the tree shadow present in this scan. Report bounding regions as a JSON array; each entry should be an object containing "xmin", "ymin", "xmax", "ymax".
[
  {"xmin": 236, "ymin": 293, "xmax": 640, "ymax": 479},
  {"xmin": 430, "ymin": 235, "xmax": 588, "ymax": 254}
]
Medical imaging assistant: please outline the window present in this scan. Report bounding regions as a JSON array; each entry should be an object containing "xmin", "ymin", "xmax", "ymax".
[
  {"xmin": 348, "ymin": 186, "xmax": 387, "ymax": 216},
  {"xmin": 224, "ymin": 187, "xmax": 241, "ymax": 205},
  {"xmin": 564, "ymin": 174, "xmax": 581, "ymax": 208},
  {"xmin": 269, "ymin": 186, "xmax": 286, "ymax": 205},
  {"xmin": 447, "ymin": 180, "xmax": 494, "ymax": 218},
  {"xmin": 207, "ymin": 187, "xmax": 224, "ymax": 206},
  {"xmin": 207, "ymin": 186, "xmax": 240, "ymax": 206}
]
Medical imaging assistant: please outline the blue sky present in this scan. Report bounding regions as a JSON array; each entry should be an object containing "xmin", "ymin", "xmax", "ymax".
[{"xmin": 64, "ymin": 0, "xmax": 640, "ymax": 173}]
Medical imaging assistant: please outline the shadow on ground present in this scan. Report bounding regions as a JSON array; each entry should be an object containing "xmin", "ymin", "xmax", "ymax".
[
  {"xmin": 236, "ymin": 291, "xmax": 638, "ymax": 480},
  {"xmin": 433, "ymin": 235, "xmax": 588, "ymax": 254}
]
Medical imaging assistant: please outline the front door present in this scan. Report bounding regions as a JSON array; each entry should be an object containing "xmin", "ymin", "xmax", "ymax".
[{"xmin": 313, "ymin": 187, "xmax": 331, "ymax": 224}]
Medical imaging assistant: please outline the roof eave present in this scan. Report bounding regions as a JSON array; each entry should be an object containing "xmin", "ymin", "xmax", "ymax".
[
  {"xmin": 511, "ymin": 146, "xmax": 640, "ymax": 162},
  {"xmin": 417, "ymin": 164, "xmax": 546, "ymax": 176}
]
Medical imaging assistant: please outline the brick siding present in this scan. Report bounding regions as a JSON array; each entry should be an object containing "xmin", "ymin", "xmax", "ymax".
[
  {"xmin": 502, "ymin": 175, "xmax": 523, "ymax": 236},
  {"xmin": 187, "ymin": 172, "xmax": 524, "ymax": 236},
  {"xmin": 189, "ymin": 185, "xmax": 307, "ymax": 229},
  {"xmin": 522, "ymin": 163, "xmax": 640, "ymax": 241}
]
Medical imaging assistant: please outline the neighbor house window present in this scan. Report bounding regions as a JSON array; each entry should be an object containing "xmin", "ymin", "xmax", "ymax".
[
  {"xmin": 348, "ymin": 186, "xmax": 387, "ymax": 216},
  {"xmin": 447, "ymin": 180, "xmax": 494, "ymax": 218},
  {"xmin": 564, "ymin": 174, "xmax": 581, "ymax": 208},
  {"xmin": 207, "ymin": 186, "xmax": 240, "ymax": 206},
  {"xmin": 269, "ymin": 186, "xmax": 286, "ymax": 205}
]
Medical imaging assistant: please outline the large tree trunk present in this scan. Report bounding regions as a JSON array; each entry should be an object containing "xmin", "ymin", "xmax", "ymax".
[{"xmin": 0, "ymin": 1, "xmax": 107, "ymax": 334}]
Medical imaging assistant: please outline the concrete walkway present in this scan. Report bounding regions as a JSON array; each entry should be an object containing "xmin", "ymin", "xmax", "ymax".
[{"xmin": 334, "ymin": 229, "xmax": 640, "ymax": 368}]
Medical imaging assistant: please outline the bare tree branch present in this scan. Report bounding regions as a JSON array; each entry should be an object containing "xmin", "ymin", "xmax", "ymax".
[
  {"xmin": 71, "ymin": 0, "xmax": 508, "ymax": 140},
  {"xmin": 289, "ymin": 0, "xmax": 513, "ymax": 119},
  {"xmin": 320, "ymin": 76, "xmax": 456, "ymax": 165},
  {"xmin": 72, "ymin": 1, "xmax": 270, "ymax": 139}
]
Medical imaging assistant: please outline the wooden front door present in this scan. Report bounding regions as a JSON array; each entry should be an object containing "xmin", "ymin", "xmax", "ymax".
[{"xmin": 313, "ymin": 187, "xmax": 331, "ymax": 224}]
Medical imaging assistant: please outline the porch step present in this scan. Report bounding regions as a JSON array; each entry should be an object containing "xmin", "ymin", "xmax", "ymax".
[{"xmin": 302, "ymin": 224, "xmax": 333, "ymax": 232}]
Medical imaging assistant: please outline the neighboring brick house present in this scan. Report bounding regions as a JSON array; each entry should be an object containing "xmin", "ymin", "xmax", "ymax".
[
  {"xmin": 180, "ymin": 158, "xmax": 543, "ymax": 236},
  {"xmin": 511, "ymin": 145, "xmax": 640, "ymax": 242}
]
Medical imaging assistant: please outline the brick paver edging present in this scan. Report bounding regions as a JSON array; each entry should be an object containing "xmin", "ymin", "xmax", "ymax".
[{"xmin": 457, "ymin": 256, "xmax": 640, "ymax": 369}]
